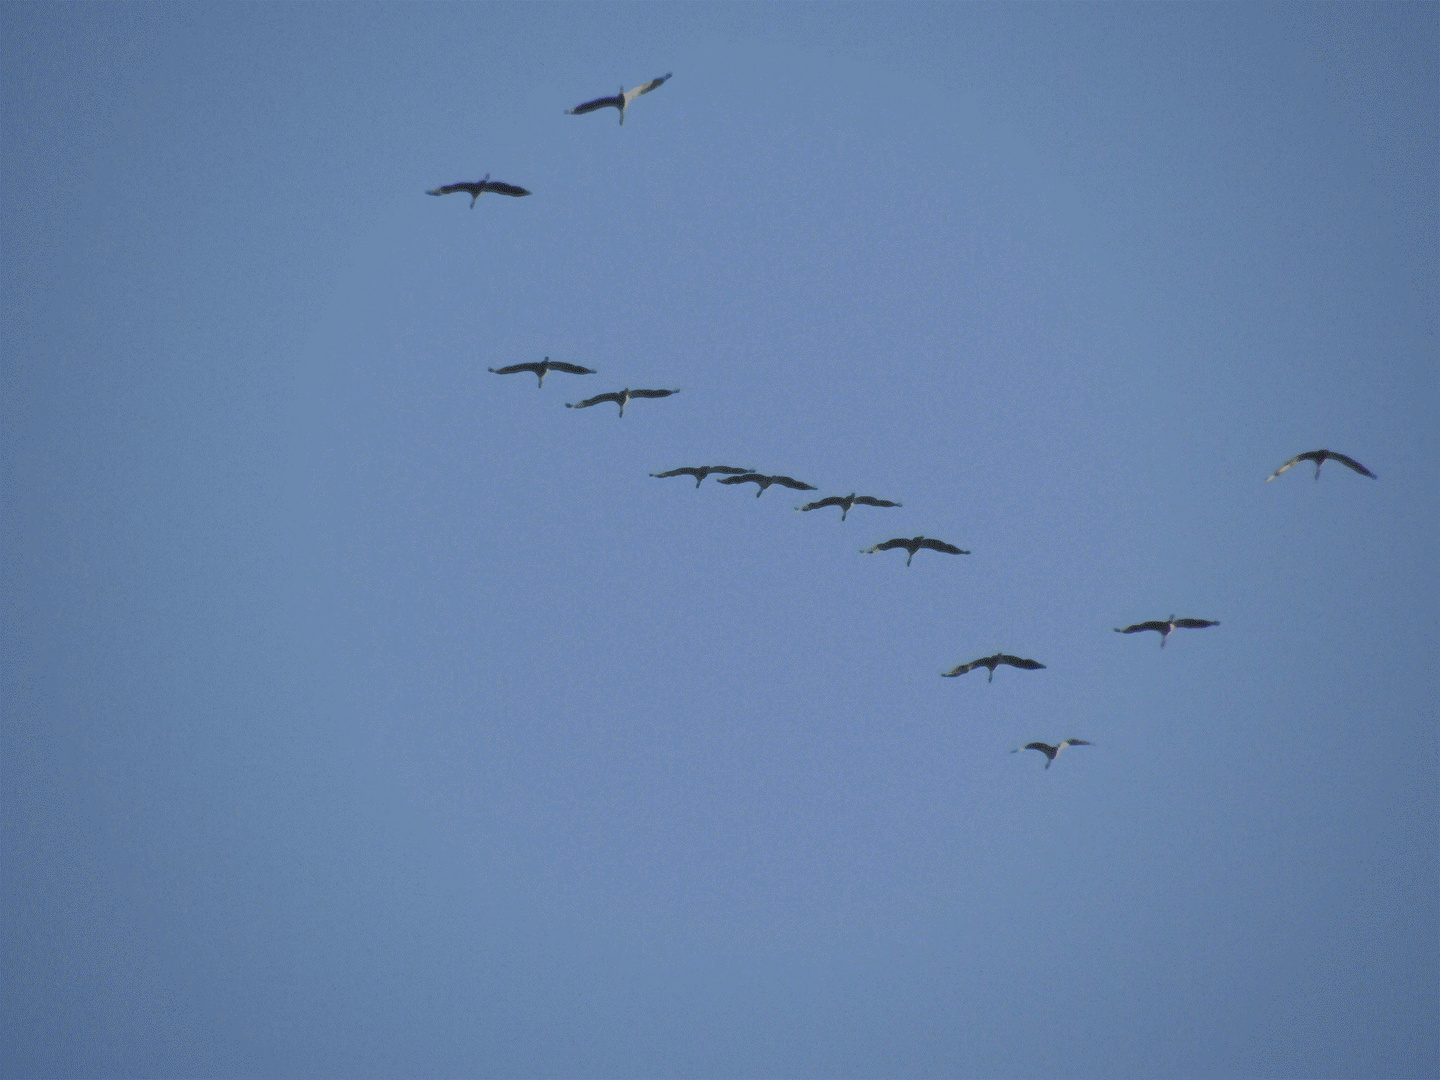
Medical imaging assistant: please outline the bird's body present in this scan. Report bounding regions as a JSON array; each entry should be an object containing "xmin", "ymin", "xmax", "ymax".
[
  {"xmin": 1012, "ymin": 739, "xmax": 1091, "ymax": 770},
  {"xmin": 426, "ymin": 174, "xmax": 531, "ymax": 206},
  {"xmin": 1267, "ymin": 449, "xmax": 1376, "ymax": 482},
  {"xmin": 1114, "ymin": 614, "xmax": 1220, "ymax": 647},
  {"xmin": 566, "ymin": 387, "xmax": 679, "ymax": 417},
  {"xmin": 796, "ymin": 493, "xmax": 902, "ymax": 521},
  {"xmin": 862, "ymin": 536, "xmax": 970, "ymax": 566},
  {"xmin": 717, "ymin": 473, "xmax": 817, "ymax": 497},
  {"xmin": 943, "ymin": 653, "xmax": 1046, "ymax": 682},
  {"xmin": 489, "ymin": 357, "xmax": 595, "ymax": 388},
  {"xmin": 651, "ymin": 465, "xmax": 756, "ymax": 488},
  {"xmin": 566, "ymin": 72, "xmax": 672, "ymax": 124}
]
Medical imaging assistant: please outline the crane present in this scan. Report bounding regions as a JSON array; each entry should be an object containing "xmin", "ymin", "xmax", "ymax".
[
  {"xmin": 650, "ymin": 466, "xmax": 756, "ymax": 488},
  {"xmin": 942, "ymin": 654, "xmax": 1045, "ymax": 682},
  {"xmin": 566, "ymin": 73, "xmax": 672, "ymax": 125},
  {"xmin": 1012, "ymin": 739, "xmax": 1091, "ymax": 770},
  {"xmin": 796, "ymin": 493, "xmax": 902, "ymax": 521},
  {"xmin": 426, "ymin": 174, "xmax": 531, "ymax": 206},
  {"xmin": 1114, "ymin": 615, "xmax": 1219, "ymax": 647},
  {"xmin": 566, "ymin": 388, "xmax": 679, "ymax": 418},
  {"xmin": 1267, "ymin": 449, "xmax": 1376, "ymax": 482},
  {"xmin": 716, "ymin": 473, "xmax": 817, "ymax": 497},
  {"xmin": 862, "ymin": 536, "xmax": 970, "ymax": 566},
  {"xmin": 488, "ymin": 357, "xmax": 595, "ymax": 388}
]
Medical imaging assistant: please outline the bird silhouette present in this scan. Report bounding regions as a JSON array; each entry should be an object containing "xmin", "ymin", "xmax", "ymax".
[
  {"xmin": 566, "ymin": 73, "xmax": 672, "ymax": 125},
  {"xmin": 651, "ymin": 466, "xmax": 756, "ymax": 488},
  {"xmin": 942, "ymin": 653, "xmax": 1045, "ymax": 682},
  {"xmin": 862, "ymin": 536, "xmax": 970, "ymax": 566},
  {"xmin": 796, "ymin": 493, "xmax": 902, "ymax": 521},
  {"xmin": 1012, "ymin": 739, "xmax": 1092, "ymax": 770},
  {"xmin": 426, "ymin": 174, "xmax": 531, "ymax": 206},
  {"xmin": 716, "ymin": 473, "xmax": 817, "ymax": 497},
  {"xmin": 1267, "ymin": 449, "xmax": 1376, "ymax": 482},
  {"xmin": 1114, "ymin": 615, "xmax": 1219, "ymax": 647},
  {"xmin": 566, "ymin": 388, "xmax": 679, "ymax": 418},
  {"xmin": 488, "ymin": 357, "xmax": 595, "ymax": 388}
]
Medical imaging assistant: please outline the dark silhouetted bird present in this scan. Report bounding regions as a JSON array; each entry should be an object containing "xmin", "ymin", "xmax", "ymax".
[
  {"xmin": 1012, "ymin": 739, "xmax": 1091, "ymax": 770},
  {"xmin": 717, "ymin": 473, "xmax": 817, "ymax": 497},
  {"xmin": 566, "ymin": 388, "xmax": 679, "ymax": 417},
  {"xmin": 651, "ymin": 466, "xmax": 756, "ymax": 488},
  {"xmin": 796, "ymin": 493, "xmax": 902, "ymax": 521},
  {"xmin": 942, "ymin": 653, "xmax": 1046, "ymax": 682},
  {"xmin": 488, "ymin": 357, "xmax": 595, "ymax": 388},
  {"xmin": 1114, "ymin": 615, "xmax": 1219, "ymax": 648},
  {"xmin": 1266, "ymin": 449, "xmax": 1376, "ymax": 482},
  {"xmin": 566, "ymin": 73, "xmax": 672, "ymax": 125},
  {"xmin": 426, "ymin": 174, "xmax": 531, "ymax": 206},
  {"xmin": 862, "ymin": 536, "xmax": 969, "ymax": 566}
]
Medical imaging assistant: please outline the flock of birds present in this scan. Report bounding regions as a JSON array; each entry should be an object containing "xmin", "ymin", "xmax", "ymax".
[{"xmin": 428, "ymin": 71, "xmax": 1379, "ymax": 772}]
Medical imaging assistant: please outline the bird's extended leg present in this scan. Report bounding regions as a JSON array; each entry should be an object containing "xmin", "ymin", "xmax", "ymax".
[{"xmin": 987, "ymin": 667, "xmax": 994, "ymax": 683}]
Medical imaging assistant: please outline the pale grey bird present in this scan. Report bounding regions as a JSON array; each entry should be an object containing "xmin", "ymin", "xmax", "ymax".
[
  {"xmin": 566, "ymin": 73, "xmax": 672, "ymax": 125},
  {"xmin": 1266, "ymin": 449, "xmax": 1376, "ymax": 482},
  {"xmin": 1011, "ymin": 739, "xmax": 1092, "ymax": 770}
]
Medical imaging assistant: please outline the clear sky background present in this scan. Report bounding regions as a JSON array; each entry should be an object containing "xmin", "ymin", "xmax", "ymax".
[{"xmin": 4, "ymin": 4, "xmax": 1436, "ymax": 1077}]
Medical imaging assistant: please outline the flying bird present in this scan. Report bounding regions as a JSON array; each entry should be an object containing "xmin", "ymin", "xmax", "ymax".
[
  {"xmin": 651, "ymin": 466, "xmax": 756, "ymax": 488},
  {"xmin": 426, "ymin": 174, "xmax": 531, "ymax": 206},
  {"xmin": 566, "ymin": 387, "xmax": 679, "ymax": 417},
  {"xmin": 1114, "ymin": 615, "xmax": 1220, "ymax": 647},
  {"xmin": 796, "ymin": 493, "xmax": 902, "ymax": 521},
  {"xmin": 942, "ymin": 653, "xmax": 1046, "ymax": 682},
  {"xmin": 488, "ymin": 357, "xmax": 596, "ymax": 388},
  {"xmin": 566, "ymin": 72, "xmax": 672, "ymax": 125},
  {"xmin": 862, "ymin": 536, "xmax": 970, "ymax": 566},
  {"xmin": 1266, "ymin": 449, "xmax": 1376, "ymax": 482},
  {"xmin": 1011, "ymin": 739, "xmax": 1092, "ymax": 770},
  {"xmin": 717, "ymin": 473, "xmax": 817, "ymax": 497}
]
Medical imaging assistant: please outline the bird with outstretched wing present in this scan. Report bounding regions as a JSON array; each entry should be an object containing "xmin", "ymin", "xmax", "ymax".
[
  {"xmin": 427, "ymin": 174, "xmax": 531, "ymax": 206},
  {"xmin": 796, "ymin": 493, "xmax": 902, "ymax": 521},
  {"xmin": 488, "ymin": 357, "xmax": 595, "ymax": 388},
  {"xmin": 862, "ymin": 536, "xmax": 970, "ymax": 566},
  {"xmin": 1267, "ymin": 449, "xmax": 1376, "ymax": 482}
]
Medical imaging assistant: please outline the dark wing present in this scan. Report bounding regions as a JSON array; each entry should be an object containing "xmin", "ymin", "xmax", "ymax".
[
  {"xmin": 1266, "ymin": 451, "xmax": 1317, "ymax": 481},
  {"xmin": 769, "ymin": 475, "xmax": 816, "ymax": 491},
  {"xmin": 941, "ymin": 659, "xmax": 982, "ymax": 678},
  {"xmin": 718, "ymin": 474, "xmax": 764, "ymax": 486},
  {"xmin": 567, "ymin": 93, "xmax": 624, "ymax": 115},
  {"xmin": 629, "ymin": 72, "xmax": 672, "ymax": 98},
  {"xmin": 706, "ymin": 466, "xmax": 753, "ymax": 475},
  {"xmin": 918, "ymin": 538, "xmax": 969, "ymax": 555},
  {"xmin": 650, "ymin": 467, "xmax": 701, "ymax": 479},
  {"xmin": 488, "ymin": 363, "xmax": 542, "ymax": 376},
  {"xmin": 797, "ymin": 497, "xmax": 846, "ymax": 512},
  {"xmin": 567, "ymin": 392, "xmax": 622, "ymax": 410},
  {"xmin": 1115, "ymin": 621, "xmax": 1168, "ymax": 634},
  {"xmin": 1015, "ymin": 742, "xmax": 1056, "ymax": 757},
  {"xmin": 626, "ymin": 388, "xmax": 679, "ymax": 399},
  {"xmin": 996, "ymin": 655, "xmax": 1045, "ymax": 671},
  {"xmin": 1172, "ymin": 619, "xmax": 1219, "ymax": 630},
  {"xmin": 427, "ymin": 182, "xmax": 481, "ymax": 197},
  {"xmin": 852, "ymin": 496, "xmax": 901, "ymax": 508},
  {"xmin": 544, "ymin": 362, "xmax": 596, "ymax": 375},
  {"xmin": 1328, "ymin": 452, "xmax": 1376, "ymax": 478},
  {"xmin": 480, "ymin": 181, "xmax": 531, "ymax": 197},
  {"xmin": 863, "ymin": 538, "xmax": 910, "ymax": 554},
  {"xmin": 1060, "ymin": 739, "xmax": 1092, "ymax": 748}
]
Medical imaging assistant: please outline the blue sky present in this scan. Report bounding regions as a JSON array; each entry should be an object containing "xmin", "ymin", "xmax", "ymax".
[{"xmin": 4, "ymin": 4, "xmax": 1436, "ymax": 1077}]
